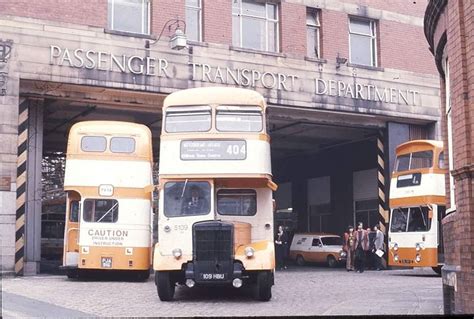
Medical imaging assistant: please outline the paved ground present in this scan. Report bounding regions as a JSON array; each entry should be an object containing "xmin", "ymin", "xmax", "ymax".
[{"xmin": 1, "ymin": 266, "xmax": 443, "ymax": 317}]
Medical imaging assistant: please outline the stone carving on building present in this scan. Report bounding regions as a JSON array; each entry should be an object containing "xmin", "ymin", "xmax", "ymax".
[{"xmin": 0, "ymin": 39, "xmax": 13, "ymax": 96}]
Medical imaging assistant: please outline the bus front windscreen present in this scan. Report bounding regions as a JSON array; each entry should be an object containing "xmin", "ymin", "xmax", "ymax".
[
  {"xmin": 164, "ymin": 181, "xmax": 211, "ymax": 217},
  {"xmin": 390, "ymin": 207, "xmax": 432, "ymax": 232}
]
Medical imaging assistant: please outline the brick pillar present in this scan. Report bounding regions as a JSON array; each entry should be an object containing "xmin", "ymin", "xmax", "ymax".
[
  {"xmin": 280, "ymin": 2, "xmax": 306, "ymax": 58},
  {"xmin": 202, "ymin": 0, "xmax": 232, "ymax": 45}
]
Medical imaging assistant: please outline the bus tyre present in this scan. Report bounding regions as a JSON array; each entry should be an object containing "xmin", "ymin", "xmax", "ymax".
[
  {"xmin": 136, "ymin": 270, "xmax": 150, "ymax": 281},
  {"xmin": 255, "ymin": 271, "xmax": 272, "ymax": 301},
  {"xmin": 432, "ymin": 266, "xmax": 442, "ymax": 275},
  {"xmin": 66, "ymin": 270, "xmax": 79, "ymax": 279},
  {"xmin": 296, "ymin": 255, "xmax": 305, "ymax": 266},
  {"xmin": 327, "ymin": 255, "xmax": 337, "ymax": 268},
  {"xmin": 156, "ymin": 271, "xmax": 175, "ymax": 301}
]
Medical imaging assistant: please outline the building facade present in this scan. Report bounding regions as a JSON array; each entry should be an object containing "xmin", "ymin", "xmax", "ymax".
[
  {"xmin": 0, "ymin": 0, "xmax": 440, "ymax": 275},
  {"xmin": 424, "ymin": 0, "xmax": 474, "ymax": 314}
]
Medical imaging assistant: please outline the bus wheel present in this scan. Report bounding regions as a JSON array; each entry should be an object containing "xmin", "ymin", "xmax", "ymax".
[
  {"xmin": 255, "ymin": 271, "xmax": 272, "ymax": 301},
  {"xmin": 136, "ymin": 270, "xmax": 150, "ymax": 281},
  {"xmin": 327, "ymin": 255, "xmax": 337, "ymax": 268},
  {"xmin": 66, "ymin": 270, "xmax": 78, "ymax": 279},
  {"xmin": 296, "ymin": 255, "xmax": 305, "ymax": 266},
  {"xmin": 432, "ymin": 266, "xmax": 442, "ymax": 275},
  {"xmin": 156, "ymin": 271, "xmax": 175, "ymax": 301}
]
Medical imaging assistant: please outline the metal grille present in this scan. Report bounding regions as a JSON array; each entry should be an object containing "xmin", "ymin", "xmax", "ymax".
[{"xmin": 193, "ymin": 221, "xmax": 233, "ymax": 262}]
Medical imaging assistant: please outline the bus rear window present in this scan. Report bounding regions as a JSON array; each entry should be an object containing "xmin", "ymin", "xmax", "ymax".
[
  {"xmin": 110, "ymin": 137, "xmax": 136, "ymax": 153},
  {"xmin": 395, "ymin": 151, "xmax": 433, "ymax": 171},
  {"xmin": 81, "ymin": 136, "xmax": 107, "ymax": 152},
  {"xmin": 165, "ymin": 107, "xmax": 211, "ymax": 133},
  {"xmin": 217, "ymin": 189, "xmax": 257, "ymax": 216},
  {"xmin": 83, "ymin": 199, "xmax": 118, "ymax": 223},
  {"xmin": 216, "ymin": 110, "xmax": 263, "ymax": 132}
]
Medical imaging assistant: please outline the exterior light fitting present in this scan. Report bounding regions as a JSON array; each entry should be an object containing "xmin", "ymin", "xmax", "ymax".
[{"xmin": 145, "ymin": 18, "xmax": 187, "ymax": 50}]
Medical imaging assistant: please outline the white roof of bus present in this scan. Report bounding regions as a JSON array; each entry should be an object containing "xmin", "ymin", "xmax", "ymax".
[{"xmin": 163, "ymin": 87, "xmax": 266, "ymax": 109}]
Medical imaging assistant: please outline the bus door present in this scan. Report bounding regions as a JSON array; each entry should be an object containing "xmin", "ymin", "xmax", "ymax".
[{"xmin": 64, "ymin": 192, "xmax": 80, "ymax": 266}]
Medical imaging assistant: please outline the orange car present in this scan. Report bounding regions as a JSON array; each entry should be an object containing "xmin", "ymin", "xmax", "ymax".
[{"xmin": 289, "ymin": 233, "xmax": 347, "ymax": 268}]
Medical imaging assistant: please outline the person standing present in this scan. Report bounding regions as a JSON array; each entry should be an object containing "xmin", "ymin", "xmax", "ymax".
[
  {"xmin": 343, "ymin": 226, "xmax": 356, "ymax": 271},
  {"xmin": 367, "ymin": 227, "xmax": 376, "ymax": 270},
  {"xmin": 353, "ymin": 222, "xmax": 369, "ymax": 273},
  {"xmin": 373, "ymin": 225, "xmax": 385, "ymax": 271},
  {"xmin": 275, "ymin": 225, "xmax": 288, "ymax": 270}
]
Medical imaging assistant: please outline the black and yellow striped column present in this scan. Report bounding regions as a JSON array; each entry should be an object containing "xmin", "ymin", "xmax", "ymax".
[
  {"xmin": 377, "ymin": 130, "xmax": 389, "ymax": 234},
  {"xmin": 15, "ymin": 100, "xmax": 28, "ymax": 276}
]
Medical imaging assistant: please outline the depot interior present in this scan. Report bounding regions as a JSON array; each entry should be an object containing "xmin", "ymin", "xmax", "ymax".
[{"xmin": 28, "ymin": 81, "xmax": 433, "ymax": 272}]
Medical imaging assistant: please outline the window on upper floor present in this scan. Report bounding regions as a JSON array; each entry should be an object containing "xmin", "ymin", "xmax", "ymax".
[
  {"xmin": 232, "ymin": 0, "xmax": 279, "ymax": 52},
  {"xmin": 306, "ymin": 8, "xmax": 321, "ymax": 59},
  {"xmin": 349, "ymin": 17, "xmax": 377, "ymax": 67},
  {"xmin": 108, "ymin": 0, "xmax": 150, "ymax": 35},
  {"xmin": 185, "ymin": 0, "xmax": 202, "ymax": 42}
]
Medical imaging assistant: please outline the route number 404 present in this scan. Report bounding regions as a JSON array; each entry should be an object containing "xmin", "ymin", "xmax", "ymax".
[{"xmin": 226, "ymin": 144, "xmax": 246, "ymax": 156}]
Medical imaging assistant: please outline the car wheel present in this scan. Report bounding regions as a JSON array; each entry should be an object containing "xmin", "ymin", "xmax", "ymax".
[
  {"xmin": 255, "ymin": 271, "xmax": 272, "ymax": 301},
  {"xmin": 327, "ymin": 255, "xmax": 337, "ymax": 268},
  {"xmin": 432, "ymin": 266, "xmax": 442, "ymax": 275},
  {"xmin": 156, "ymin": 271, "xmax": 175, "ymax": 301},
  {"xmin": 296, "ymin": 255, "xmax": 305, "ymax": 266}
]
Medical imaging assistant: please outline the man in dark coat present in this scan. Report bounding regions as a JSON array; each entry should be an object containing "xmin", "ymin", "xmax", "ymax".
[{"xmin": 353, "ymin": 222, "xmax": 369, "ymax": 273}]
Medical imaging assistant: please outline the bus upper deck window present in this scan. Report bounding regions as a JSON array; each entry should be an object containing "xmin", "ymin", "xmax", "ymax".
[
  {"xmin": 110, "ymin": 137, "xmax": 136, "ymax": 153},
  {"xmin": 164, "ymin": 181, "xmax": 211, "ymax": 217},
  {"xmin": 165, "ymin": 106, "xmax": 211, "ymax": 133},
  {"xmin": 83, "ymin": 199, "xmax": 118, "ymax": 223},
  {"xmin": 81, "ymin": 136, "xmax": 107, "ymax": 152},
  {"xmin": 217, "ymin": 189, "xmax": 257, "ymax": 216},
  {"xmin": 395, "ymin": 150, "xmax": 433, "ymax": 172},
  {"xmin": 216, "ymin": 106, "xmax": 263, "ymax": 132}
]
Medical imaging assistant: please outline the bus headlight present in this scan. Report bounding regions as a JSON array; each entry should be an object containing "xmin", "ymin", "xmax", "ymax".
[
  {"xmin": 172, "ymin": 248, "xmax": 182, "ymax": 259},
  {"xmin": 393, "ymin": 243, "xmax": 399, "ymax": 251},
  {"xmin": 415, "ymin": 254, "xmax": 421, "ymax": 263},
  {"xmin": 394, "ymin": 255, "xmax": 399, "ymax": 262},
  {"xmin": 244, "ymin": 247, "xmax": 255, "ymax": 258},
  {"xmin": 164, "ymin": 225, "xmax": 171, "ymax": 232},
  {"xmin": 415, "ymin": 243, "xmax": 421, "ymax": 251}
]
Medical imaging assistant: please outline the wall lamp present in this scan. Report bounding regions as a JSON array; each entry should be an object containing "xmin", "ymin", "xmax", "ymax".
[
  {"xmin": 336, "ymin": 53, "xmax": 348, "ymax": 69},
  {"xmin": 145, "ymin": 18, "xmax": 187, "ymax": 50}
]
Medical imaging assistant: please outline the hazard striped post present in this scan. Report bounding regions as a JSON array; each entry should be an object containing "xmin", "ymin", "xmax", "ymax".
[
  {"xmin": 377, "ymin": 130, "xmax": 389, "ymax": 234},
  {"xmin": 15, "ymin": 100, "xmax": 28, "ymax": 275}
]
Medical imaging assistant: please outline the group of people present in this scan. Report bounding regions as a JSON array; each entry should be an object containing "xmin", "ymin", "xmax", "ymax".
[{"xmin": 344, "ymin": 222, "xmax": 385, "ymax": 272}]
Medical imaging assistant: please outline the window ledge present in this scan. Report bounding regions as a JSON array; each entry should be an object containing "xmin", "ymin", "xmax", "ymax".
[
  {"xmin": 304, "ymin": 56, "xmax": 328, "ymax": 63},
  {"xmin": 347, "ymin": 63, "xmax": 384, "ymax": 72},
  {"xmin": 104, "ymin": 28, "xmax": 153, "ymax": 39},
  {"xmin": 187, "ymin": 40, "xmax": 209, "ymax": 47},
  {"xmin": 230, "ymin": 46, "xmax": 286, "ymax": 58}
]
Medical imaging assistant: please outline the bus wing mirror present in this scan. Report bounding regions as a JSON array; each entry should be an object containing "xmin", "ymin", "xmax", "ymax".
[{"xmin": 272, "ymin": 199, "xmax": 276, "ymax": 213}]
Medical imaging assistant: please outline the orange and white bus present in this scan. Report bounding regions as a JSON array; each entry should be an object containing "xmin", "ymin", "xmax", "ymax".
[
  {"xmin": 153, "ymin": 87, "xmax": 276, "ymax": 301},
  {"xmin": 62, "ymin": 121, "xmax": 154, "ymax": 279},
  {"xmin": 388, "ymin": 140, "xmax": 447, "ymax": 274}
]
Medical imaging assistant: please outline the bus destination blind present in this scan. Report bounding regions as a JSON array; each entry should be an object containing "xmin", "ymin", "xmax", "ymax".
[{"xmin": 181, "ymin": 140, "xmax": 247, "ymax": 160}]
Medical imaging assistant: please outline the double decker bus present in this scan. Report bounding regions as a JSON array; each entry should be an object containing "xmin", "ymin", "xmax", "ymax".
[
  {"xmin": 62, "ymin": 121, "xmax": 154, "ymax": 279},
  {"xmin": 154, "ymin": 87, "xmax": 276, "ymax": 301},
  {"xmin": 388, "ymin": 140, "xmax": 447, "ymax": 274}
]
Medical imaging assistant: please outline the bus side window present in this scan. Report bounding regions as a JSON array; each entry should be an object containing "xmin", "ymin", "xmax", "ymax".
[{"xmin": 70, "ymin": 201, "xmax": 79, "ymax": 223}]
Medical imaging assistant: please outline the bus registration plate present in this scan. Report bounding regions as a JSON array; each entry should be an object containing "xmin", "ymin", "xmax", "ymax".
[
  {"xmin": 101, "ymin": 257, "xmax": 112, "ymax": 268},
  {"xmin": 200, "ymin": 273, "xmax": 226, "ymax": 280}
]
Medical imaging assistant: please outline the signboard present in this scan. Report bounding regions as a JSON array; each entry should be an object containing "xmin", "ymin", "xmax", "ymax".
[
  {"xmin": 0, "ymin": 176, "xmax": 11, "ymax": 191},
  {"xmin": 180, "ymin": 140, "xmax": 246, "ymax": 160},
  {"xmin": 396, "ymin": 173, "xmax": 422, "ymax": 188}
]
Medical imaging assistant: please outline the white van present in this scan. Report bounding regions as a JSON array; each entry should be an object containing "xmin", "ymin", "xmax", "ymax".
[{"xmin": 289, "ymin": 233, "xmax": 346, "ymax": 268}]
